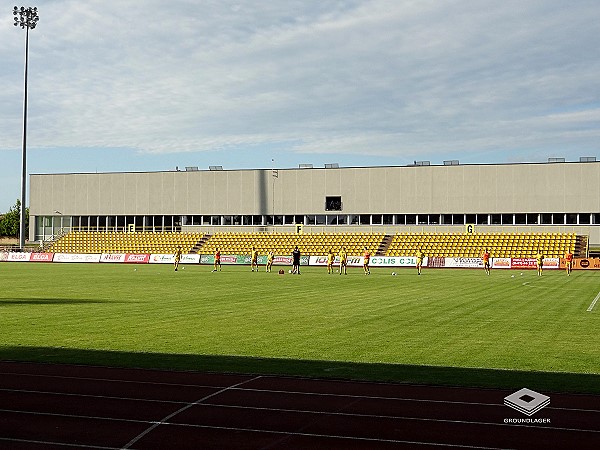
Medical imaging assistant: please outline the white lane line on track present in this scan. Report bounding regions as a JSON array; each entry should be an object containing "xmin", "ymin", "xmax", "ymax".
[
  {"xmin": 1, "ymin": 405, "xmax": 598, "ymax": 435},
  {"xmin": 121, "ymin": 375, "xmax": 264, "ymax": 449},
  {"xmin": 158, "ymin": 423, "xmax": 516, "ymax": 450},
  {"xmin": 1, "ymin": 385, "xmax": 599, "ymax": 414},
  {"xmin": 587, "ymin": 291, "xmax": 600, "ymax": 312},
  {"xmin": 0, "ymin": 370, "xmax": 249, "ymax": 389},
  {"xmin": 0, "ymin": 429, "xmax": 512, "ymax": 450},
  {"xmin": 0, "ymin": 437, "xmax": 120, "ymax": 449}
]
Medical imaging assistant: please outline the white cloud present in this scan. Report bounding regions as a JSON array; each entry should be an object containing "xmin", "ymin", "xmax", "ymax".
[{"xmin": 1, "ymin": 0, "xmax": 599, "ymax": 161}]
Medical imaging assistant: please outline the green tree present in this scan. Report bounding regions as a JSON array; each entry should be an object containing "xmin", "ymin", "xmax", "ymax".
[{"xmin": 0, "ymin": 199, "xmax": 29, "ymax": 238}]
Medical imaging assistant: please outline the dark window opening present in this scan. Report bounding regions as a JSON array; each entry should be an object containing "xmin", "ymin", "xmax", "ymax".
[{"xmin": 325, "ymin": 196, "xmax": 343, "ymax": 211}]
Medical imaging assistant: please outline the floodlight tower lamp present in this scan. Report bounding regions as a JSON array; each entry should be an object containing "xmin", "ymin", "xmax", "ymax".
[{"xmin": 13, "ymin": 5, "xmax": 39, "ymax": 250}]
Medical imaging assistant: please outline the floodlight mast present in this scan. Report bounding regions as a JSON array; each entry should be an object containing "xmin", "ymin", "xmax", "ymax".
[{"xmin": 13, "ymin": 6, "xmax": 39, "ymax": 251}]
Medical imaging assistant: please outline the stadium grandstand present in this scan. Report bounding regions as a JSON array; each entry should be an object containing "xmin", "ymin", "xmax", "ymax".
[{"xmin": 29, "ymin": 160, "xmax": 599, "ymax": 257}]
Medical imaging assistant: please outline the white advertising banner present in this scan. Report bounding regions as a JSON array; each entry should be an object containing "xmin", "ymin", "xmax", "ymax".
[
  {"xmin": 100, "ymin": 253, "xmax": 126, "ymax": 263},
  {"xmin": 7, "ymin": 252, "xmax": 32, "ymax": 262},
  {"xmin": 491, "ymin": 258, "xmax": 511, "ymax": 269},
  {"xmin": 149, "ymin": 254, "xmax": 200, "ymax": 264},
  {"xmin": 370, "ymin": 256, "xmax": 426, "ymax": 267},
  {"xmin": 543, "ymin": 258, "xmax": 560, "ymax": 269},
  {"xmin": 444, "ymin": 257, "xmax": 484, "ymax": 268},
  {"xmin": 53, "ymin": 253, "xmax": 101, "ymax": 263}
]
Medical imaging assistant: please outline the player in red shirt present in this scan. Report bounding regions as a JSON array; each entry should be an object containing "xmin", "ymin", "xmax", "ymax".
[
  {"xmin": 213, "ymin": 248, "xmax": 221, "ymax": 272},
  {"xmin": 564, "ymin": 251, "xmax": 573, "ymax": 276},
  {"xmin": 363, "ymin": 247, "xmax": 371, "ymax": 275},
  {"xmin": 482, "ymin": 249, "xmax": 491, "ymax": 275}
]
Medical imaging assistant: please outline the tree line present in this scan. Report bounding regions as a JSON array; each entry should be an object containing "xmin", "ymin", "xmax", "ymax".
[{"xmin": 0, "ymin": 200, "xmax": 29, "ymax": 237}]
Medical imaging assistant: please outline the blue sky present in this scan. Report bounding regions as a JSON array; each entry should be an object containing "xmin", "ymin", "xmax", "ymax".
[{"xmin": 1, "ymin": 0, "xmax": 599, "ymax": 212}]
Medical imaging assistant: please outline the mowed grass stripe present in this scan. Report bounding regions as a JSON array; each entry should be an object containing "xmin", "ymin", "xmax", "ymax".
[{"xmin": 0, "ymin": 263, "xmax": 598, "ymax": 379}]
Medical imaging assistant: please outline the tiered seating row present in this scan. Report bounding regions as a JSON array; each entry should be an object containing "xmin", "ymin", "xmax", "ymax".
[
  {"xmin": 200, "ymin": 232, "xmax": 384, "ymax": 256},
  {"xmin": 49, "ymin": 232, "xmax": 204, "ymax": 255},
  {"xmin": 386, "ymin": 232, "xmax": 577, "ymax": 258},
  {"xmin": 48, "ymin": 231, "xmax": 581, "ymax": 259}
]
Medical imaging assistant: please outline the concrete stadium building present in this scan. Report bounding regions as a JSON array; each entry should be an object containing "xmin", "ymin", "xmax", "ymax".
[{"xmin": 29, "ymin": 160, "xmax": 600, "ymax": 246}]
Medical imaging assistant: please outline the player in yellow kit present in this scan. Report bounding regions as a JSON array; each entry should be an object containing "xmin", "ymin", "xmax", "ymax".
[
  {"xmin": 327, "ymin": 249, "xmax": 335, "ymax": 274},
  {"xmin": 266, "ymin": 250, "xmax": 274, "ymax": 272},
  {"xmin": 415, "ymin": 248, "xmax": 424, "ymax": 275},
  {"xmin": 173, "ymin": 246, "xmax": 182, "ymax": 272},
  {"xmin": 251, "ymin": 247, "xmax": 259, "ymax": 272}
]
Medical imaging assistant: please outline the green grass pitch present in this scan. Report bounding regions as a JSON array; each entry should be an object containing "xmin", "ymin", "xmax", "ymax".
[{"xmin": 1, "ymin": 263, "xmax": 599, "ymax": 393}]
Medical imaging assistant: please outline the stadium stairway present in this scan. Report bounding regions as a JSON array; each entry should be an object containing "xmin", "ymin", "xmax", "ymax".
[
  {"xmin": 376, "ymin": 235, "xmax": 394, "ymax": 256},
  {"xmin": 576, "ymin": 235, "xmax": 589, "ymax": 257},
  {"xmin": 190, "ymin": 235, "xmax": 211, "ymax": 254}
]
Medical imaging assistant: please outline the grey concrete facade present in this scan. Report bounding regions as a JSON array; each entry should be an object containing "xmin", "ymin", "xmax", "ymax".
[{"xmin": 29, "ymin": 161, "xmax": 600, "ymax": 244}]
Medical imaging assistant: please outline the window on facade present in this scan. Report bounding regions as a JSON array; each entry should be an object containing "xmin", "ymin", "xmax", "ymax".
[
  {"xmin": 500, "ymin": 214, "xmax": 512, "ymax": 225},
  {"xmin": 453, "ymin": 214, "xmax": 464, "ymax": 225},
  {"xmin": 465, "ymin": 214, "xmax": 476, "ymax": 224},
  {"xmin": 306, "ymin": 215, "xmax": 316, "ymax": 225},
  {"xmin": 223, "ymin": 216, "xmax": 232, "ymax": 226},
  {"xmin": 428, "ymin": 214, "xmax": 440, "ymax": 225},
  {"xmin": 327, "ymin": 215, "xmax": 337, "ymax": 225},
  {"xmin": 579, "ymin": 213, "xmax": 591, "ymax": 224},
  {"xmin": 526, "ymin": 213, "xmax": 538, "ymax": 224},
  {"xmin": 252, "ymin": 215, "xmax": 262, "ymax": 225},
  {"xmin": 491, "ymin": 214, "xmax": 501, "ymax": 225},
  {"xmin": 274, "ymin": 215, "xmax": 283, "ymax": 225},
  {"xmin": 552, "ymin": 213, "xmax": 564, "ymax": 224},
  {"xmin": 417, "ymin": 215, "xmax": 427, "ymax": 225},
  {"xmin": 477, "ymin": 214, "xmax": 489, "ymax": 225},
  {"xmin": 593, "ymin": 213, "xmax": 600, "ymax": 224},
  {"xmin": 441, "ymin": 214, "xmax": 452, "ymax": 225},
  {"xmin": 566, "ymin": 213, "xmax": 577, "ymax": 224},
  {"xmin": 325, "ymin": 196, "xmax": 342, "ymax": 211},
  {"xmin": 337, "ymin": 215, "xmax": 347, "ymax": 225},
  {"xmin": 359, "ymin": 215, "xmax": 370, "ymax": 225},
  {"xmin": 515, "ymin": 214, "xmax": 526, "ymax": 225},
  {"xmin": 372, "ymin": 215, "xmax": 382, "ymax": 225},
  {"xmin": 540, "ymin": 213, "xmax": 552, "ymax": 224},
  {"xmin": 383, "ymin": 214, "xmax": 394, "ymax": 225},
  {"xmin": 316, "ymin": 215, "xmax": 326, "ymax": 225},
  {"xmin": 395, "ymin": 215, "xmax": 405, "ymax": 225},
  {"xmin": 406, "ymin": 214, "xmax": 416, "ymax": 225}
]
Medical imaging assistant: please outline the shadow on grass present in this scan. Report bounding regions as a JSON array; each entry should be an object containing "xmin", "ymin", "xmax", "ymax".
[
  {"xmin": 0, "ymin": 298, "xmax": 128, "ymax": 306},
  {"xmin": 1, "ymin": 346, "xmax": 599, "ymax": 395}
]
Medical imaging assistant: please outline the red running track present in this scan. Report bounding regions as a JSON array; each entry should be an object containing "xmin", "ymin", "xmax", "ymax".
[{"xmin": 0, "ymin": 361, "xmax": 598, "ymax": 449}]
